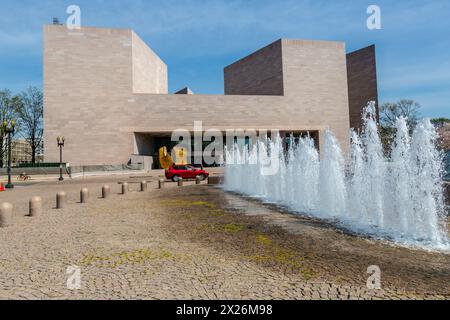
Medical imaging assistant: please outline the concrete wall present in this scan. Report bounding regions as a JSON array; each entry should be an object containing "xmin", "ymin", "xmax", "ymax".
[
  {"xmin": 132, "ymin": 31, "xmax": 168, "ymax": 94},
  {"xmin": 43, "ymin": 25, "xmax": 136, "ymax": 166},
  {"xmin": 126, "ymin": 93, "xmax": 325, "ymax": 132},
  {"xmin": 224, "ymin": 40, "xmax": 284, "ymax": 96},
  {"xmin": 281, "ymin": 39, "xmax": 350, "ymax": 151},
  {"xmin": 44, "ymin": 25, "xmax": 137, "ymax": 166},
  {"xmin": 346, "ymin": 45, "xmax": 379, "ymax": 130},
  {"xmin": 44, "ymin": 25, "xmax": 356, "ymax": 166},
  {"xmin": 133, "ymin": 133, "xmax": 154, "ymax": 156}
]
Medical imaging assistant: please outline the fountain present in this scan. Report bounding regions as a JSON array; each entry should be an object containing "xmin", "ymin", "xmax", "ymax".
[{"xmin": 224, "ymin": 103, "xmax": 449, "ymax": 251}]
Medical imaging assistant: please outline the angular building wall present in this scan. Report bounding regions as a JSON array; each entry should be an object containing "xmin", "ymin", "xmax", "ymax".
[
  {"xmin": 44, "ymin": 25, "xmax": 358, "ymax": 166},
  {"xmin": 223, "ymin": 39, "xmax": 350, "ymax": 151},
  {"xmin": 131, "ymin": 31, "xmax": 168, "ymax": 94},
  {"xmin": 281, "ymin": 40, "xmax": 350, "ymax": 149},
  {"xmin": 346, "ymin": 45, "xmax": 379, "ymax": 130},
  {"xmin": 224, "ymin": 40, "xmax": 284, "ymax": 96},
  {"xmin": 43, "ymin": 25, "xmax": 135, "ymax": 166}
]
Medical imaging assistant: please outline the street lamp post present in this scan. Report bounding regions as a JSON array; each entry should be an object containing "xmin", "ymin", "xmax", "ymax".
[
  {"xmin": 2, "ymin": 119, "xmax": 16, "ymax": 189},
  {"xmin": 57, "ymin": 136, "xmax": 65, "ymax": 181}
]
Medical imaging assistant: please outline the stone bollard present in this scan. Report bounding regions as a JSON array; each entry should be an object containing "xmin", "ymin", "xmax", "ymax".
[
  {"xmin": 102, "ymin": 185, "xmax": 110, "ymax": 199},
  {"xmin": 158, "ymin": 179, "xmax": 165, "ymax": 189},
  {"xmin": 208, "ymin": 176, "xmax": 224, "ymax": 185},
  {"xmin": 196, "ymin": 176, "xmax": 202, "ymax": 185},
  {"xmin": 141, "ymin": 181, "xmax": 147, "ymax": 192},
  {"xmin": 56, "ymin": 191, "xmax": 67, "ymax": 209},
  {"xmin": 122, "ymin": 183, "xmax": 129, "ymax": 195},
  {"xmin": 80, "ymin": 188, "xmax": 89, "ymax": 204},
  {"xmin": 178, "ymin": 178, "xmax": 184, "ymax": 187},
  {"xmin": 0, "ymin": 203, "xmax": 13, "ymax": 227},
  {"xmin": 29, "ymin": 196, "xmax": 43, "ymax": 217}
]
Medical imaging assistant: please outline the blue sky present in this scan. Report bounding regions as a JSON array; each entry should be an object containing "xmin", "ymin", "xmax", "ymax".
[{"xmin": 0, "ymin": 0, "xmax": 449, "ymax": 118}]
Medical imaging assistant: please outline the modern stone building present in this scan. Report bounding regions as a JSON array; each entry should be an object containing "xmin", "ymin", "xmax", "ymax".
[{"xmin": 43, "ymin": 25, "xmax": 378, "ymax": 168}]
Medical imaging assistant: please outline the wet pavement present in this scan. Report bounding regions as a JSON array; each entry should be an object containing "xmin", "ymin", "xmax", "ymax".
[{"xmin": 0, "ymin": 177, "xmax": 448, "ymax": 300}]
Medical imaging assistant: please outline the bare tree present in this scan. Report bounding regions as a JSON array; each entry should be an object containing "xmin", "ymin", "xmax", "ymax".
[
  {"xmin": 0, "ymin": 89, "xmax": 19, "ymax": 167},
  {"xmin": 379, "ymin": 100, "xmax": 421, "ymax": 153},
  {"xmin": 380, "ymin": 99, "xmax": 421, "ymax": 130},
  {"xmin": 16, "ymin": 87, "xmax": 44, "ymax": 164}
]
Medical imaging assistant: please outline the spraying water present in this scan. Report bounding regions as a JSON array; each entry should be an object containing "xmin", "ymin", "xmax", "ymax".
[{"xmin": 224, "ymin": 103, "xmax": 449, "ymax": 251}]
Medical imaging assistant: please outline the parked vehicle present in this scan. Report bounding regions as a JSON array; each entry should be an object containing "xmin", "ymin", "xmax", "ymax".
[{"xmin": 165, "ymin": 165, "xmax": 209, "ymax": 182}]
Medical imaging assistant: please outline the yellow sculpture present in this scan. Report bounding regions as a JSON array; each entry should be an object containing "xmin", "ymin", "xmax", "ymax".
[
  {"xmin": 158, "ymin": 146, "xmax": 189, "ymax": 169},
  {"xmin": 172, "ymin": 146, "xmax": 188, "ymax": 165},
  {"xmin": 159, "ymin": 147, "xmax": 174, "ymax": 170}
]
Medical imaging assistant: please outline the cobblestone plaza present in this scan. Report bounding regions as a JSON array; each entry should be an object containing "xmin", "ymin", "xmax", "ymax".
[{"xmin": 0, "ymin": 177, "xmax": 448, "ymax": 300}]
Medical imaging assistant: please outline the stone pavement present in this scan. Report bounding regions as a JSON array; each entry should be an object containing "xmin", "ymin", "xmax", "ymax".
[{"xmin": 0, "ymin": 176, "xmax": 448, "ymax": 300}]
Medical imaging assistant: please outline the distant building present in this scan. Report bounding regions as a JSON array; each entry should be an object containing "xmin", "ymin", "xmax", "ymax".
[
  {"xmin": 175, "ymin": 87, "xmax": 194, "ymax": 95},
  {"xmin": 43, "ymin": 25, "xmax": 379, "ymax": 167},
  {"xmin": 2, "ymin": 139, "xmax": 44, "ymax": 166},
  {"xmin": 4, "ymin": 140, "xmax": 31, "ymax": 166},
  {"xmin": 13, "ymin": 140, "xmax": 33, "ymax": 165}
]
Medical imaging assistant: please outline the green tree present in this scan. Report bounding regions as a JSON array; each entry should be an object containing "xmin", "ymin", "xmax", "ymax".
[
  {"xmin": 0, "ymin": 89, "xmax": 20, "ymax": 167},
  {"xmin": 431, "ymin": 118, "xmax": 450, "ymax": 128},
  {"xmin": 16, "ymin": 87, "xmax": 44, "ymax": 164}
]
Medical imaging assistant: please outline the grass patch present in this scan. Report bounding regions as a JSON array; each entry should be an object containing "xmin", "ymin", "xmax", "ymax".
[
  {"xmin": 162, "ymin": 195, "xmax": 318, "ymax": 280},
  {"xmin": 222, "ymin": 223, "xmax": 246, "ymax": 233},
  {"xmin": 196, "ymin": 222, "xmax": 246, "ymax": 234},
  {"xmin": 191, "ymin": 201, "xmax": 216, "ymax": 209},
  {"xmin": 79, "ymin": 248, "xmax": 173, "ymax": 268},
  {"xmin": 249, "ymin": 246, "xmax": 316, "ymax": 280},
  {"xmin": 256, "ymin": 234, "xmax": 273, "ymax": 245},
  {"xmin": 208, "ymin": 209, "xmax": 227, "ymax": 217},
  {"xmin": 160, "ymin": 199, "xmax": 216, "ymax": 209}
]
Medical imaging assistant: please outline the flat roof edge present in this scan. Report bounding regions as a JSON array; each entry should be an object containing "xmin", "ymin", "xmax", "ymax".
[{"xmin": 43, "ymin": 24, "xmax": 133, "ymax": 34}]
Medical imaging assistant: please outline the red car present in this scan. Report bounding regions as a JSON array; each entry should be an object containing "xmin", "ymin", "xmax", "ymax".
[{"xmin": 165, "ymin": 165, "xmax": 209, "ymax": 182}]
